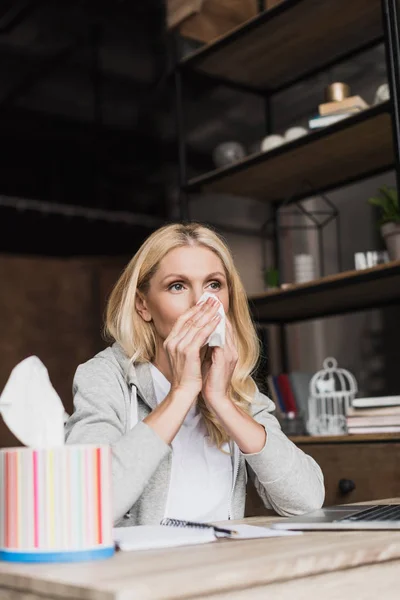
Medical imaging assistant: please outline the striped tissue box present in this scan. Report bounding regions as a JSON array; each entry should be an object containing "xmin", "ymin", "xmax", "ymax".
[{"xmin": 0, "ymin": 445, "xmax": 114, "ymax": 563}]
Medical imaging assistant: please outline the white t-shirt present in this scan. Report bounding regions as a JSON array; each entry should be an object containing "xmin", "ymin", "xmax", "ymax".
[{"xmin": 150, "ymin": 364, "xmax": 232, "ymax": 522}]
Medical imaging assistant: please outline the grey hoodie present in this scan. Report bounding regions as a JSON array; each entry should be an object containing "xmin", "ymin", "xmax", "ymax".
[{"xmin": 65, "ymin": 343, "xmax": 324, "ymax": 526}]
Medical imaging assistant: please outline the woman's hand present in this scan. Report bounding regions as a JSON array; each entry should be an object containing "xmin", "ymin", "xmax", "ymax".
[
  {"xmin": 163, "ymin": 296, "xmax": 221, "ymax": 401},
  {"xmin": 201, "ymin": 318, "xmax": 238, "ymax": 410},
  {"xmin": 200, "ymin": 321, "xmax": 266, "ymax": 453}
]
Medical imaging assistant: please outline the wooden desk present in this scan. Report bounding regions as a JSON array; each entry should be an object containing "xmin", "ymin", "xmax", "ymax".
[
  {"xmin": 2, "ymin": 499, "xmax": 400, "ymax": 600},
  {"xmin": 246, "ymin": 434, "xmax": 400, "ymax": 516}
]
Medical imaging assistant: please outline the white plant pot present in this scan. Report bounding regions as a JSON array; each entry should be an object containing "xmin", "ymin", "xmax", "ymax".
[{"xmin": 381, "ymin": 222, "xmax": 400, "ymax": 260}]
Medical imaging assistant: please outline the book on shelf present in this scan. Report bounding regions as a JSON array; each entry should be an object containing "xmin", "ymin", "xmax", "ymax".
[
  {"xmin": 352, "ymin": 396, "xmax": 400, "ymax": 409},
  {"xmin": 267, "ymin": 375, "xmax": 286, "ymax": 414},
  {"xmin": 347, "ymin": 405, "xmax": 400, "ymax": 417},
  {"xmin": 347, "ymin": 396, "xmax": 400, "ymax": 434},
  {"xmin": 347, "ymin": 415, "xmax": 400, "ymax": 428},
  {"xmin": 318, "ymin": 95, "xmax": 368, "ymax": 116},
  {"xmin": 289, "ymin": 372, "xmax": 312, "ymax": 421},
  {"xmin": 347, "ymin": 426, "xmax": 400, "ymax": 434},
  {"xmin": 267, "ymin": 371, "xmax": 312, "ymax": 418},
  {"xmin": 277, "ymin": 374, "xmax": 297, "ymax": 414},
  {"xmin": 346, "ymin": 400, "xmax": 400, "ymax": 431},
  {"xmin": 308, "ymin": 112, "xmax": 354, "ymax": 129}
]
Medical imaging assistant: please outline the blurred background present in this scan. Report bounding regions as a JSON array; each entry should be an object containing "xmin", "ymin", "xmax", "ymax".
[{"xmin": 0, "ymin": 0, "xmax": 398, "ymax": 430}]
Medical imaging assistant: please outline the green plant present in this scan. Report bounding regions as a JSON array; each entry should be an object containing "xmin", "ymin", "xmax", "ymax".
[
  {"xmin": 368, "ymin": 185, "xmax": 400, "ymax": 226},
  {"xmin": 263, "ymin": 267, "xmax": 279, "ymax": 288}
]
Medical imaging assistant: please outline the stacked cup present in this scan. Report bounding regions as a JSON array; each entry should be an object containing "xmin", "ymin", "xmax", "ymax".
[{"xmin": 294, "ymin": 254, "xmax": 315, "ymax": 283}]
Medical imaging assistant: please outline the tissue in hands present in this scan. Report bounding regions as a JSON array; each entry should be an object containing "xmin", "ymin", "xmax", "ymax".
[
  {"xmin": 198, "ymin": 292, "xmax": 226, "ymax": 347},
  {"xmin": 0, "ymin": 355, "xmax": 65, "ymax": 448}
]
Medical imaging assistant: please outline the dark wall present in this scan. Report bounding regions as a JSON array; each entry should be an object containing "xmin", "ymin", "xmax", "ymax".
[
  {"xmin": 0, "ymin": 0, "xmax": 171, "ymax": 256},
  {"xmin": 0, "ymin": 254, "xmax": 125, "ymax": 421}
]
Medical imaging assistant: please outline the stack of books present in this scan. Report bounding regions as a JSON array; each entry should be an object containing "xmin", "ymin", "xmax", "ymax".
[
  {"xmin": 309, "ymin": 95, "xmax": 369, "ymax": 130},
  {"xmin": 346, "ymin": 396, "xmax": 400, "ymax": 434},
  {"xmin": 267, "ymin": 372, "xmax": 311, "ymax": 418}
]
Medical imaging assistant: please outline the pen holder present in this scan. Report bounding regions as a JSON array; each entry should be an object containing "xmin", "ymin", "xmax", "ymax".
[{"xmin": 0, "ymin": 445, "xmax": 114, "ymax": 563}]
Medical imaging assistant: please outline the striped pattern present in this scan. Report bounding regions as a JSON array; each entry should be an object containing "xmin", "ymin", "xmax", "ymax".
[{"xmin": 0, "ymin": 446, "xmax": 113, "ymax": 552}]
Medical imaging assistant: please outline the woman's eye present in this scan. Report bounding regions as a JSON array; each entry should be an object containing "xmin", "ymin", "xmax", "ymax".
[
  {"xmin": 209, "ymin": 281, "xmax": 221, "ymax": 290},
  {"xmin": 169, "ymin": 283, "xmax": 185, "ymax": 292}
]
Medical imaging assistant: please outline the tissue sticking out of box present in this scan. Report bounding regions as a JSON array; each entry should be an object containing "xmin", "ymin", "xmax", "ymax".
[
  {"xmin": 197, "ymin": 292, "xmax": 226, "ymax": 347},
  {"xmin": 0, "ymin": 356, "xmax": 65, "ymax": 448}
]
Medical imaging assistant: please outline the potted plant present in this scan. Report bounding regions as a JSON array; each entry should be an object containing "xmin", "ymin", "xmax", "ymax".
[{"xmin": 368, "ymin": 185, "xmax": 400, "ymax": 260}]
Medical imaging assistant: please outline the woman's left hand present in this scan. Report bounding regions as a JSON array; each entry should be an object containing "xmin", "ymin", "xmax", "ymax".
[{"xmin": 201, "ymin": 318, "xmax": 238, "ymax": 409}]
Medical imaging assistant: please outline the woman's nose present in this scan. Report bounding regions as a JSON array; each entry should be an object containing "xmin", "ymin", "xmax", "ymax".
[{"xmin": 193, "ymin": 289, "xmax": 206, "ymax": 307}]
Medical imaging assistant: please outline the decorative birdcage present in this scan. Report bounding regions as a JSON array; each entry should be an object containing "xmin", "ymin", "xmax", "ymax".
[{"xmin": 307, "ymin": 357, "xmax": 358, "ymax": 436}]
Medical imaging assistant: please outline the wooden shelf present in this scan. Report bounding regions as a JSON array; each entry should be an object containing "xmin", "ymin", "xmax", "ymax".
[
  {"xmin": 181, "ymin": 0, "xmax": 383, "ymax": 93},
  {"xmin": 187, "ymin": 103, "xmax": 394, "ymax": 202},
  {"xmin": 291, "ymin": 433, "xmax": 400, "ymax": 444},
  {"xmin": 249, "ymin": 260, "xmax": 400, "ymax": 324}
]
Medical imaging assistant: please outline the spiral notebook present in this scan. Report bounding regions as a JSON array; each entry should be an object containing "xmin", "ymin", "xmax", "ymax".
[{"xmin": 113, "ymin": 518, "xmax": 300, "ymax": 551}]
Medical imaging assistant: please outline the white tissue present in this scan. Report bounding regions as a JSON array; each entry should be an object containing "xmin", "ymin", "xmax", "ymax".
[
  {"xmin": 198, "ymin": 292, "xmax": 226, "ymax": 347},
  {"xmin": 0, "ymin": 356, "xmax": 65, "ymax": 448}
]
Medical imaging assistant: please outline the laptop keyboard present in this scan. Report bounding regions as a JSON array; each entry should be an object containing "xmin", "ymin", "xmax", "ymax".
[{"xmin": 338, "ymin": 504, "xmax": 400, "ymax": 522}]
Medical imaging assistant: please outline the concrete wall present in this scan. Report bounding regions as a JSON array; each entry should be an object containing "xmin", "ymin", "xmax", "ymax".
[{"xmin": 190, "ymin": 194, "xmax": 269, "ymax": 295}]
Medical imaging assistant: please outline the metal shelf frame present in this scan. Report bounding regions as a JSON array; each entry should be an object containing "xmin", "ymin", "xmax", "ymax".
[{"xmin": 173, "ymin": 0, "xmax": 400, "ymax": 371}]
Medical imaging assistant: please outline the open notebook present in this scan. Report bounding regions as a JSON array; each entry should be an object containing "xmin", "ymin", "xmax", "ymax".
[{"xmin": 113, "ymin": 519, "xmax": 300, "ymax": 551}]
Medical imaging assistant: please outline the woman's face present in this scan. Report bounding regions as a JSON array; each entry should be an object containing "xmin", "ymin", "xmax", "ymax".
[{"xmin": 137, "ymin": 245, "xmax": 229, "ymax": 342}]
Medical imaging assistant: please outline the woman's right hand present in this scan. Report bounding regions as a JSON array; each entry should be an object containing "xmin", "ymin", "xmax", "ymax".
[{"xmin": 163, "ymin": 296, "xmax": 221, "ymax": 400}]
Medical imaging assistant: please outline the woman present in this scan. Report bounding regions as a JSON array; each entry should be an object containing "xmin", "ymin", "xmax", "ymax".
[{"xmin": 65, "ymin": 223, "xmax": 324, "ymax": 526}]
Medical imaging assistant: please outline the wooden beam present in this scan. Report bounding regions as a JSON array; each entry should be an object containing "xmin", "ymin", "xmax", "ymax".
[
  {"xmin": 166, "ymin": 0, "xmax": 204, "ymax": 29},
  {"xmin": 178, "ymin": 0, "xmax": 283, "ymax": 44}
]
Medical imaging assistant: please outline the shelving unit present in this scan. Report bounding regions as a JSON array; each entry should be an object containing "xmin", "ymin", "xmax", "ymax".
[
  {"xmin": 180, "ymin": 0, "xmax": 384, "ymax": 94},
  {"xmin": 250, "ymin": 260, "xmax": 400, "ymax": 323},
  {"xmin": 175, "ymin": 0, "xmax": 400, "ymax": 369},
  {"xmin": 186, "ymin": 103, "xmax": 393, "ymax": 202},
  {"xmin": 291, "ymin": 433, "xmax": 400, "ymax": 444}
]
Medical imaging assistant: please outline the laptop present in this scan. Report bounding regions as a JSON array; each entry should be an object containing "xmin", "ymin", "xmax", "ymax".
[{"xmin": 271, "ymin": 504, "xmax": 400, "ymax": 531}]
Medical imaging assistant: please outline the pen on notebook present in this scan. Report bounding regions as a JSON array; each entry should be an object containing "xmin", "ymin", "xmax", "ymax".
[
  {"xmin": 160, "ymin": 517, "xmax": 238, "ymax": 537},
  {"xmin": 210, "ymin": 524, "xmax": 239, "ymax": 536}
]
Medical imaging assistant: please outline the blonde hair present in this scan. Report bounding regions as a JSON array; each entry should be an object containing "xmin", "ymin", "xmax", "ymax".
[{"xmin": 105, "ymin": 222, "xmax": 260, "ymax": 447}]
